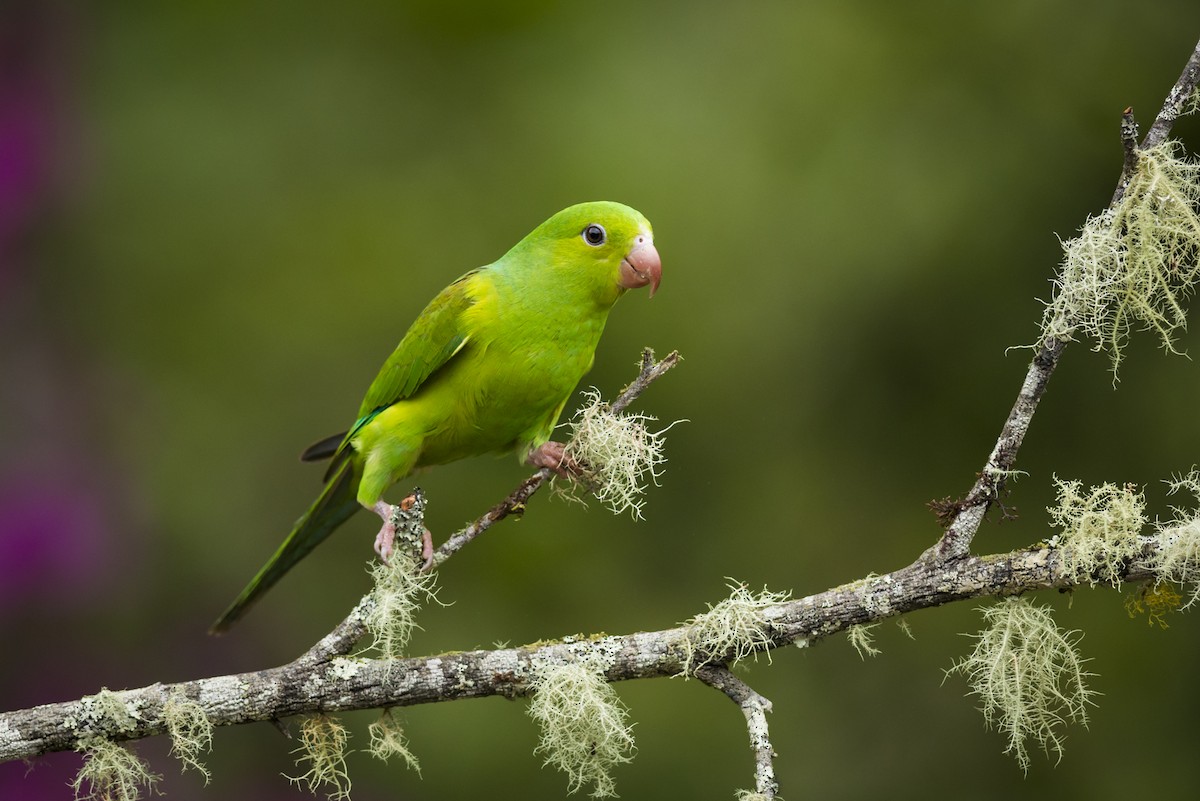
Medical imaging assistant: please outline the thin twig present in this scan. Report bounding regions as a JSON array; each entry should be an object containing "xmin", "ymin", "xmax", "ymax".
[
  {"xmin": 695, "ymin": 666, "xmax": 777, "ymax": 799},
  {"xmin": 1141, "ymin": 38, "xmax": 1200, "ymax": 150},
  {"xmin": 431, "ymin": 348, "xmax": 680, "ymax": 567},
  {"xmin": 1117, "ymin": 106, "xmax": 1141, "ymax": 193},
  {"xmin": 611, "ymin": 348, "xmax": 683, "ymax": 415}
]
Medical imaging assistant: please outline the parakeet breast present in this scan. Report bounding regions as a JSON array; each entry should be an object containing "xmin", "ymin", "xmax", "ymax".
[
  {"xmin": 366, "ymin": 257, "xmax": 608, "ymax": 469},
  {"xmin": 412, "ymin": 303, "xmax": 607, "ymax": 467}
]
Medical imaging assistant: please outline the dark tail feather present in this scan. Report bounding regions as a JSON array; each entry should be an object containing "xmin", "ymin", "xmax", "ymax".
[
  {"xmin": 210, "ymin": 459, "xmax": 360, "ymax": 634},
  {"xmin": 300, "ymin": 432, "xmax": 347, "ymax": 462}
]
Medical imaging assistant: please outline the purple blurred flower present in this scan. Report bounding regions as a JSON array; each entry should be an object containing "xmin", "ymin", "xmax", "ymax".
[{"xmin": 0, "ymin": 475, "xmax": 107, "ymax": 608}]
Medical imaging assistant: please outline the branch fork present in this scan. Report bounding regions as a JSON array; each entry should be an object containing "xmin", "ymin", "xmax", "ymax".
[{"xmin": 696, "ymin": 666, "xmax": 778, "ymax": 800}]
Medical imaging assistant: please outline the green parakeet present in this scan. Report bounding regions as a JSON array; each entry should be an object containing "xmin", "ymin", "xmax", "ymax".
[{"xmin": 210, "ymin": 201, "xmax": 661, "ymax": 633}]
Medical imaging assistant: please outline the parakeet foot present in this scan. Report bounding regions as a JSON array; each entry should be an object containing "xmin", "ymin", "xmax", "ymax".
[
  {"xmin": 371, "ymin": 497, "xmax": 434, "ymax": 569},
  {"xmin": 525, "ymin": 440, "xmax": 586, "ymax": 480}
]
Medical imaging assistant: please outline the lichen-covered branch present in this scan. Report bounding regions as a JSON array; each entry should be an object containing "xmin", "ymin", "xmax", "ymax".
[
  {"xmin": 0, "ymin": 535, "xmax": 1171, "ymax": 765},
  {"xmin": 1127, "ymin": 37, "xmax": 1200, "ymax": 178},
  {"xmin": 923, "ymin": 337, "xmax": 1064, "ymax": 563},
  {"xmin": 695, "ymin": 666, "xmax": 777, "ymax": 800},
  {"xmin": 927, "ymin": 35, "xmax": 1200, "ymax": 563}
]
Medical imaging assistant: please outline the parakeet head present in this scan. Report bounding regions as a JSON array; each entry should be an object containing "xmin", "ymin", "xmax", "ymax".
[{"xmin": 505, "ymin": 201, "xmax": 662, "ymax": 305}]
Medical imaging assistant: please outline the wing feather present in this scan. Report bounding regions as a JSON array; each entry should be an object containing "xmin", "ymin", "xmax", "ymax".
[
  {"xmin": 356, "ymin": 270, "xmax": 481, "ymax": 419},
  {"xmin": 314, "ymin": 270, "xmax": 486, "ymax": 478}
]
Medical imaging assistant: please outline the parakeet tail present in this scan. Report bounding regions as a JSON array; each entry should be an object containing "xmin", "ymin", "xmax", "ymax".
[
  {"xmin": 300, "ymin": 431, "xmax": 345, "ymax": 462},
  {"xmin": 209, "ymin": 458, "xmax": 359, "ymax": 634}
]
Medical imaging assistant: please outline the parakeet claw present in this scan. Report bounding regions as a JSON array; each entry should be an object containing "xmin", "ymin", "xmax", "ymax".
[
  {"xmin": 418, "ymin": 527, "xmax": 434, "ymax": 571},
  {"xmin": 372, "ymin": 502, "xmax": 398, "ymax": 564},
  {"xmin": 526, "ymin": 440, "xmax": 586, "ymax": 480}
]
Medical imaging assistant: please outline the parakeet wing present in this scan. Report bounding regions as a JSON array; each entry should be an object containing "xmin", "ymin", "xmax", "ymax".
[
  {"xmin": 303, "ymin": 270, "xmax": 481, "ymax": 477},
  {"xmin": 355, "ymin": 270, "xmax": 480, "ymax": 420}
]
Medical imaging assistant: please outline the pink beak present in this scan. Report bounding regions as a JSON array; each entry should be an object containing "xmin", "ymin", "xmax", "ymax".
[{"xmin": 618, "ymin": 237, "xmax": 662, "ymax": 298}]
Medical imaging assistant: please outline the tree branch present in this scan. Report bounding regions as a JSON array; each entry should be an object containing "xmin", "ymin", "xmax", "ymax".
[
  {"xmin": 695, "ymin": 666, "xmax": 777, "ymax": 800},
  {"xmin": 0, "ymin": 535, "xmax": 1167, "ymax": 764}
]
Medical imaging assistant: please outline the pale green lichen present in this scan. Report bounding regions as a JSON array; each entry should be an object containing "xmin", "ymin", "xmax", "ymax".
[
  {"xmin": 680, "ymin": 581, "xmax": 791, "ymax": 674},
  {"xmin": 557, "ymin": 388, "xmax": 681, "ymax": 519},
  {"xmin": 527, "ymin": 655, "xmax": 635, "ymax": 798},
  {"xmin": 896, "ymin": 618, "xmax": 916, "ymax": 640},
  {"xmin": 1185, "ymin": 86, "xmax": 1200, "ymax": 117},
  {"xmin": 367, "ymin": 708, "xmax": 421, "ymax": 775},
  {"xmin": 287, "ymin": 714, "xmax": 352, "ymax": 801},
  {"xmin": 945, "ymin": 597, "xmax": 1096, "ymax": 772},
  {"xmin": 857, "ymin": 572, "xmax": 895, "ymax": 617},
  {"xmin": 1047, "ymin": 477, "xmax": 1146, "ymax": 588},
  {"xmin": 69, "ymin": 689, "xmax": 158, "ymax": 801},
  {"xmin": 1147, "ymin": 469, "xmax": 1200, "ymax": 608},
  {"xmin": 734, "ymin": 792, "xmax": 771, "ymax": 801},
  {"xmin": 72, "ymin": 739, "xmax": 160, "ymax": 801},
  {"xmin": 65, "ymin": 689, "xmax": 140, "ymax": 735},
  {"xmin": 847, "ymin": 623, "xmax": 882, "ymax": 659},
  {"xmin": 329, "ymin": 657, "xmax": 365, "ymax": 681},
  {"xmin": 162, "ymin": 691, "xmax": 212, "ymax": 782},
  {"xmin": 1040, "ymin": 140, "xmax": 1200, "ymax": 375},
  {"xmin": 364, "ymin": 553, "xmax": 441, "ymax": 661},
  {"xmin": 985, "ymin": 466, "xmax": 1029, "ymax": 482}
]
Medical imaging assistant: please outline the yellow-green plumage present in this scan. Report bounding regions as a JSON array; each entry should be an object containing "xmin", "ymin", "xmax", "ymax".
[{"xmin": 211, "ymin": 201, "xmax": 660, "ymax": 632}]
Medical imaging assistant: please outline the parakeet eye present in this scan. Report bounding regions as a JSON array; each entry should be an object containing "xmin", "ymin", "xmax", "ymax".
[{"xmin": 582, "ymin": 224, "xmax": 607, "ymax": 246}]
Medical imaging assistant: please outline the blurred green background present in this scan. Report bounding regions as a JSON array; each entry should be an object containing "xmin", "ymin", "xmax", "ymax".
[{"xmin": 3, "ymin": 2, "xmax": 1200, "ymax": 799}]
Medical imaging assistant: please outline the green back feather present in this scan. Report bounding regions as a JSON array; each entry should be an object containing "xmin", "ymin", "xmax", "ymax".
[{"xmin": 356, "ymin": 270, "xmax": 480, "ymax": 420}]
